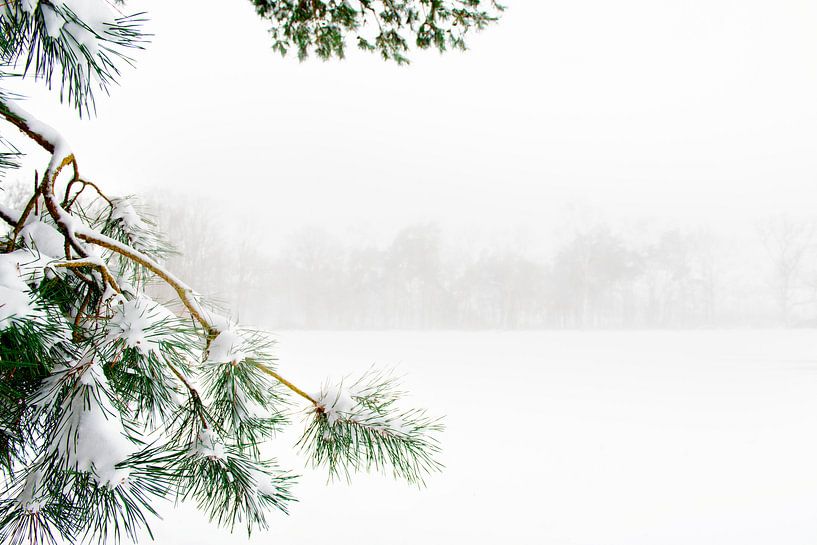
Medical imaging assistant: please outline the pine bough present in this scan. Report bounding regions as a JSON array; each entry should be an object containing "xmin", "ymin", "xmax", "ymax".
[{"xmin": 0, "ymin": 0, "xmax": 503, "ymax": 542}]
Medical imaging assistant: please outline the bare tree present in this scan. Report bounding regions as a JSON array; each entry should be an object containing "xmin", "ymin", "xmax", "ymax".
[{"xmin": 758, "ymin": 216, "xmax": 815, "ymax": 326}]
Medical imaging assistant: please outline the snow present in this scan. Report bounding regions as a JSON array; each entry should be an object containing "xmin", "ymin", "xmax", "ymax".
[
  {"xmin": 204, "ymin": 312, "xmax": 234, "ymax": 334},
  {"xmin": 250, "ymin": 467, "xmax": 279, "ymax": 497},
  {"xmin": 40, "ymin": 3, "xmax": 65, "ymax": 38},
  {"xmin": 17, "ymin": 0, "xmax": 37, "ymax": 14},
  {"xmin": 0, "ymin": 286, "xmax": 36, "ymax": 329},
  {"xmin": 19, "ymin": 219, "xmax": 64, "ymax": 257},
  {"xmin": 140, "ymin": 330, "xmax": 817, "ymax": 545},
  {"xmin": 0, "ymin": 249, "xmax": 52, "ymax": 329},
  {"xmin": 43, "ymin": 360, "xmax": 135, "ymax": 488},
  {"xmin": 15, "ymin": 468, "xmax": 44, "ymax": 513},
  {"xmin": 59, "ymin": 0, "xmax": 117, "ymax": 35},
  {"xmin": 111, "ymin": 199, "xmax": 143, "ymax": 230},
  {"xmin": 314, "ymin": 376, "xmax": 407, "ymax": 432},
  {"xmin": 10, "ymin": 0, "xmax": 119, "ymax": 56},
  {"xmin": 106, "ymin": 295, "xmax": 176, "ymax": 356},
  {"xmin": 206, "ymin": 329, "xmax": 245, "ymax": 364},
  {"xmin": 316, "ymin": 384, "xmax": 357, "ymax": 426},
  {"xmin": 1, "ymin": 100, "xmax": 67, "ymax": 154},
  {"xmin": 193, "ymin": 428, "xmax": 226, "ymax": 461},
  {"xmin": 110, "ymin": 198, "xmax": 153, "ymax": 250}
]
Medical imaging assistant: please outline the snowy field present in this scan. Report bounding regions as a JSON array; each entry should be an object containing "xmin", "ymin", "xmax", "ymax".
[{"xmin": 144, "ymin": 330, "xmax": 817, "ymax": 545}]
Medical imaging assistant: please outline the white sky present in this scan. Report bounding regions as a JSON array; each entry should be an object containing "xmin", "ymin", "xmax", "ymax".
[{"xmin": 10, "ymin": 0, "xmax": 817, "ymax": 242}]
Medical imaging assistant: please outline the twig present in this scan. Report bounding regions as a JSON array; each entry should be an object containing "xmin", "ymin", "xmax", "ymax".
[
  {"xmin": 10, "ymin": 171, "xmax": 40, "ymax": 248},
  {"xmin": 252, "ymin": 362, "xmax": 318, "ymax": 405},
  {"xmin": 167, "ymin": 362, "xmax": 210, "ymax": 429},
  {"xmin": 51, "ymin": 259, "xmax": 121, "ymax": 294}
]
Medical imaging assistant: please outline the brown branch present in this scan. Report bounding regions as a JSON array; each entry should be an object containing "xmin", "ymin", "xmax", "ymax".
[
  {"xmin": 252, "ymin": 362, "xmax": 318, "ymax": 405},
  {"xmin": 74, "ymin": 228, "xmax": 217, "ymax": 336},
  {"xmin": 11, "ymin": 171, "xmax": 41, "ymax": 248},
  {"xmin": 40, "ymin": 154, "xmax": 88, "ymax": 259},
  {"xmin": 76, "ymin": 228, "xmax": 320, "ymax": 406},
  {"xmin": 0, "ymin": 98, "xmax": 86, "ymax": 257},
  {"xmin": 51, "ymin": 260, "xmax": 121, "ymax": 294},
  {"xmin": 0, "ymin": 104, "xmax": 56, "ymax": 154},
  {"xmin": 72, "ymin": 288, "xmax": 93, "ymax": 342},
  {"xmin": 64, "ymin": 178, "xmax": 114, "ymax": 212},
  {"xmin": 78, "ymin": 178, "xmax": 113, "ymax": 206},
  {"xmin": 0, "ymin": 206, "xmax": 17, "ymax": 227},
  {"xmin": 62, "ymin": 176, "xmax": 81, "ymax": 210},
  {"xmin": 65, "ymin": 183, "xmax": 87, "ymax": 212}
]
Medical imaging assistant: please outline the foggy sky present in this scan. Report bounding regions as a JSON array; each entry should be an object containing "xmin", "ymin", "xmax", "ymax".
[{"xmin": 7, "ymin": 0, "xmax": 817, "ymax": 244}]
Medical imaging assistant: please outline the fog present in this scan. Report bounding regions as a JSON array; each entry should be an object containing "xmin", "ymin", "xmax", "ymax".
[
  {"xmin": 6, "ymin": 0, "xmax": 815, "ymax": 331},
  {"xmin": 137, "ymin": 193, "xmax": 815, "ymax": 330},
  {"xmin": 5, "ymin": 0, "xmax": 817, "ymax": 246}
]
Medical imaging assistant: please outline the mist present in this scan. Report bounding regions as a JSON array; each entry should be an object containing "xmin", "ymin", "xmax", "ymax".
[{"xmin": 141, "ymin": 193, "xmax": 817, "ymax": 331}]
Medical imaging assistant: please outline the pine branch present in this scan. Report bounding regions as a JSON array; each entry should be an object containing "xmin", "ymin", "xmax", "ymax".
[
  {"xmin": 0, "ymin": 3, "xmax": 460, "ymax": 541},
  {"xmin": 298, "ymin": 370, "xmax": 443, "ymax": 485}
]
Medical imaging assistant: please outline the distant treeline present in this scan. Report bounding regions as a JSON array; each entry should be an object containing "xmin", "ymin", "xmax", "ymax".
[{"xmin": 149, "ymin": 197, "xmax": 817, "ymax": 330}]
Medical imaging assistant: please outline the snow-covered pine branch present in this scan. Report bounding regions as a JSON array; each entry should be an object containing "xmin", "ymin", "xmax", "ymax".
[
  {"xmin": 0, "ymin": 0, "xmax": 501, "ymax": 542},
  {"xmin": 0, "ymin": 81, "xmax": 443, "ymax": 545},
  {"xmin": 1, "ymin": 0, "xmax": 146, "ymax": 113},
  {"xmin": 299, "ymin": 370, "xmax": 443, "ymax": 485}
]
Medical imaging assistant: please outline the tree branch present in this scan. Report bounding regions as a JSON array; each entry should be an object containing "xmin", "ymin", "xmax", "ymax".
[
  {"xmin": 0, "ymin": 97, "xmax": 320, "ymax": 408},
  {"xmin": 50, "ymin": 259, "xmax": 121, "ymax": 294},
  {"xmin": 74, "ymin": 227, "xmax": 319, "ymax": 406},
  {"xmin": 252, "ymin": 362, "xmax": 318, "ymax": 405}
]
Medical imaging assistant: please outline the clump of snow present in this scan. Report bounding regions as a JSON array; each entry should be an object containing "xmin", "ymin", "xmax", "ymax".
[
  {"xmin": 0, "ymin": 286, "xmax": 37, "ymax": 330},
  {"xmin": 316, "ymin": 386, "xmax": 358, "ymax": 426},
  {"xmin": 106, "ymin": 295, "xmax": 176, "ymax": 356},
  {"xmin": 39, "ymin": 2, "xmax": 65, "ymax": 37},
  {"xmin": 202, "ymin": 311, "xmax": 233, "ymax": 334},
  {"xmin": 1, "ymin": 248, "xmax": 54, "ymax": 287},
  {"xmin": 0, "ymin": 249, "xmax": 51, "ymax": 329},
  {"xmin": 110, "ymin": 199, "xmax": 143, "ymax": 230},
  {"xmin": 15, "ymin": 468, "xmax": 45, "ymax": 513},
  {"xmin": 110, "ymin": 198, "xmax": 153, "ymax": 250},
  {"xmin": 206, "ymin": 330, "xmax": 246, "ymax": 364},
  {"xmin": 250, "ymin": 467, "xmax": 279, "ymax": 497},
  {"xmin": 316, "ymin": 378, "xmax": 411, "ymax": 434},
  {"xmin": 193, "ymin": 428, "xmax": 226, "ymax": 461},
  {"xmin": 44, "ymin": 361, "xmax": 136, "ymax": 488},
  {"xmin": 59, "ymin": 0, "xmax": 117, "ymax": 36},
  {"xmin": 19, "ymin": 219, "xmax": 64, "ymax": 258},
  {"xmin": 17, "ymin": 0, "xmax": 38, "ymax": 14},
  {"xmin": 22, "ymin": 500, "xmax": 44, "ymax": 514},
  {"xmin": 24, "ymin": 0, "xmax": 117, "ymax": 52}
]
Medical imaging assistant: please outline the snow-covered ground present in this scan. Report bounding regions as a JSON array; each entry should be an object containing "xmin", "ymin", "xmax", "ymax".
[{"xmin": 146, "ymin": 330, "xmax": 817, "ymax": 545}]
